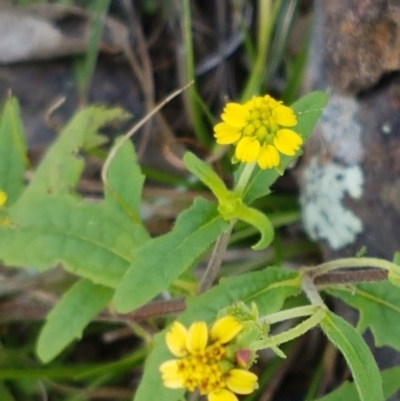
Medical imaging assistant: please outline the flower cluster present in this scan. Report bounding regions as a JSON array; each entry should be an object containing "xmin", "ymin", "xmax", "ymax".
[
  {"xmin": 160, "ymin": 316, "xmax": 258, "ymax": 401},
  {"xmin": 214, "ymin": 95, "xmax": 302, "ymax": 169}
]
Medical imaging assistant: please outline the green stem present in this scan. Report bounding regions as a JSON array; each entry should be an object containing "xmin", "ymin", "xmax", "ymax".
[
  {"xmin": 180, "ymin": 0, "xmax": 208, "ymax": 145},
  {"xmin": 234, "ymin": 162, "xmax": 256, "ymax": 196},
  {"xmin": 241, "ymin": 0, "xmax": 279, "ymax": 100},
  {"xmin": 258, "ymin": 305, "xmax": 320, "ymax": 325},
  {"xmin": 304, "ymin": 257, "xmax": 400, "ymax": 279},
  {"xmin": 252, "ymin": 307, "xmax": 326, "ymax": 351}
]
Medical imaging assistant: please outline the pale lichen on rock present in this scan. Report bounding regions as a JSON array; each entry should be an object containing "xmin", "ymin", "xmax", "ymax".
[
  {"xmin": 300, "ymin": 94, "xmax": 366, "ymax": 250},
  {"xmin": 301, "ymin": 157, "xmax": 364, "ymax": 250}
]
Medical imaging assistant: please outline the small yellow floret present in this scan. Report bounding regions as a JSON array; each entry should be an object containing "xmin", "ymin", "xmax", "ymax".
[
  {"xmin": 166, "ymin": 321, "xmax": 188, "ymax": 357},
  {"xmin": 160, "ymin": 318, "xmax": 258, "ymax": 401},
  {"xmin": 211, "ymin": 316, "xmax": 243, "ymax": 344},
  {"xmin": 0, "ymin": 191, "xmax": 7, "ymax": 207},
  {"xmin": 213, "ymin": 94, "xmax": 302, "ymax": 170},
  {"xmin": 226, "ymin": 369, "xmax": 258, "ymax": 394}
]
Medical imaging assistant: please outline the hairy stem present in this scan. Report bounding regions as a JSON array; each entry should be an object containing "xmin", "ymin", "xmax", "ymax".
[
  {"xmin": 252, "ymin": 307, "xmax": 326, "ymax": 350},
  {"xmin": 258, "ymin": 305, "xmax": 320, "ymax": 325}
]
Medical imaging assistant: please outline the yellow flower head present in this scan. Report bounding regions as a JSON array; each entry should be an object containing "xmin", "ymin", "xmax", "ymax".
[
  {"xmin": 0, "ymin": 191, "xmax": 7, "ymax": 208},
  {"xmin": 160, "ymin": 317, "xmax": 258, "ymax": 401},
  {"xmin": 214, "ymin": 95, "xmax": 302, "ymax": 169}
]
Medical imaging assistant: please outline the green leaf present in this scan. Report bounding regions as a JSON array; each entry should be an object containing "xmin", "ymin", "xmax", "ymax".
[
  {"xmin": 314, "ymin": 367, "xmax": 400, "ymax": 401},
  {"xmin": 238, "ymin": 91, "xmax": 328, "ymax": 204},
  {"xmin": 320, "ymin": 311, "xmax": 384, "ymax": 401},
  {"xmin": 292, "ymin": 91, "xmax": 328, "ymax": 145},
  {"xmin": 114, "ymin": 197, "xmax": 229, "ymax": 313},
  {"xmin": 134, "ymin": 267, "xmax": 301, "ymax": 401},
  {"xmin": 73, "ymin": 0, "xmax": 110, "ymax": 101},
  {"xmin": 23, "ymin": 106, "xmax": 130, "ymax": 198},
  {"xmin": 104, "ymin": 137, "xmax": 147, "ymax": 225},
  {"xmin": 183, "ymin": 152, "xmax": 230, "ymax": 200},
  {"xmin": 0, "ymin": 96, "xmax": 28, "ymax": 204},
  {"xmin": 235, "ymin": 204, "xmax": 274, "ymax": 250},
  {"xmin": 326, "ymin": 281, "xmax": 400, "ymax": 350},
  {"xmin": 0, "ymin": 195, "xmax": 148, "ymax": 287},
  {"xmin": 37, "ymin": 278, "xmax": 113, "ymax": 363}
]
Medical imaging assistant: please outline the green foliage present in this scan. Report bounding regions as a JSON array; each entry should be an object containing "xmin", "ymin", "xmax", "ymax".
[
  {"xmin": 0, "ymin": 381, "xmax": 15, "ymax": 401},
  {"xmin": 104, "ymin": 137, "xmax": 147, "ymax": 224},
  {"xmin": 184, "ymin": 151, "xmax": 274, "ymax": 250},
  {"xmin": 134, "ymin": 267, "xmax": 301, "ymax": 401},
  {"xmin": 320, "ymin": 311, "xmax": 384, "ymax": 401},
  {"xmin": 0, "ymin": 96, "xmax": 28, "ymax": 204},
  {"xmin": 73, "ymin": 0, "xmax": 111, "ymax": 102},
  {"xmin": 23, "ymin": 106, "xmax": 129, "ymax": 198},
  {"xmin": 314, "ymin": 367, "xmax": 400, "ymax": 401},
  {"xmin": 326, "ymin": 281, "xmax": 400, "ymax": 350},
  {"xmin": 0, "ymin": 195, "xmax": 148, "ymax": 287},
  {"xmin": 183, "ymin": 152, "xmax": 230, "ymax": 200},
  {"xmin": 114, "ymin": 198, "xmax": 229, "ymax": 313},
  {"xmin": 37, "ymin": 279, "xmax": 113, "ymax": 363}
]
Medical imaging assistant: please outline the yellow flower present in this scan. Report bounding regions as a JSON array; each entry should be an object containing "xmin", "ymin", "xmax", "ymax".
[
  {"xmin": 160, "ymin": 317, "xmax": 258, "ymax": 401},
  {"xmin": 0, "ymin": 191, "xmax": 7, "ymax": 208},
  {"xmin": 214, "ymin": 95, "xmax": 302, "ymax": 169}
]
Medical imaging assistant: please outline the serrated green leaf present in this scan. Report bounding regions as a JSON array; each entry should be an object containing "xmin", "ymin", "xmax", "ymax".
[
  {"xmin": 104, "ymin": 137, "xmax": 147, "ymax": 225},
  {"xmin": 238, "ymin": 91, "xmax": 328, "ymax": 204},
  {"xmin": 0, "ymin": 195, "xmax": 148, "ymax": 287},
  {"xmin": 314, "ymin": 367, "xmax": 400, "ymax": 401},
  {"xmin": 37, "ymin": 278, "xmax": 113, "ymax": 363},
  {"xmin": 320, "ymin": 311, "xmax": 384, "ymax": 401},
  {"xmin": 0, "ymin": 96, "xmax": 28, "ymax": 204},
  {"xmin": 326, "ymin": 281, "xmax": 400, "ymax": 350},
  {"xmin": 23, "ymin": 106, "xmax": 130, "ymax": 198},
  {"xmin": 114, "ymin": 197, "xmax": 229, "ymax": 313},
  {"xmin": 134, "ymin": 267, "xmax": 301, "ymax": 401}
]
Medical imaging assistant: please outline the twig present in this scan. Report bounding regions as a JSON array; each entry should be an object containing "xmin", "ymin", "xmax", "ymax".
[
  {"xmin": 314, "ymin": 269, "xmax": 387, "ymax": 286},
  {"xmin": 198, "ymin": 222, "xmax": 235, "ymax": 293}
]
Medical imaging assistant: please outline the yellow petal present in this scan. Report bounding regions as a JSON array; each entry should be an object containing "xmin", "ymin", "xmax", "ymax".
[
  {"xmin": 159, "ymin": 360, "xmax": 185, "ymax": 389},
  {"xmin": 186, "ymin": 321, "xmax": 208, "ymax": 354},
  {"xmin": 235, "ymin": 137, "xmax": 260, "ymax": 163},
  {"xmin": 257, "ymin": 144, "xmax": 280, "ymax": 169},
  {"xmin": 221, "ymin": 103, "xmax": 250, "ymax": 127},
  {"xmin": 214, "ymin": 122, "xmax": 241, "ymax": 145},
  {"xmin": 225, "ymin": 369, "xmax": 258, "ymax": 395},
  {"xmin": 211, "ymin": 316, "xmax": 243, "ymax": 344},
  {"xmin": 274, "ymin": 105, "xmax": 297, "ymax": 127},
  {"xmin": 166, "ymin": 321, "xmax": 188, "ymax": 357},
  {"xmin": 0, "ymin": 191, "xmax": 7, "ymax": 207},
  {"xmin": 273, "ymin": 129, "xmax": 303, "ymax": 156},
  {"xmin": 263, "ymin": 94, "xmax": 280, "ymax": 108},
  {"xmin": 208, "ymin": 388, "xmax": 238, "ymax": 401}
]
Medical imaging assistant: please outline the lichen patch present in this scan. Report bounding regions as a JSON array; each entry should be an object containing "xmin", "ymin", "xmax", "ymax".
[
  {"xmin": 318, "ymin": 95, "xmax": 364, "ymax": 164},
  {"xmin": 301, "ymin": 157, "xmax": 364, "ymax": 250}
]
